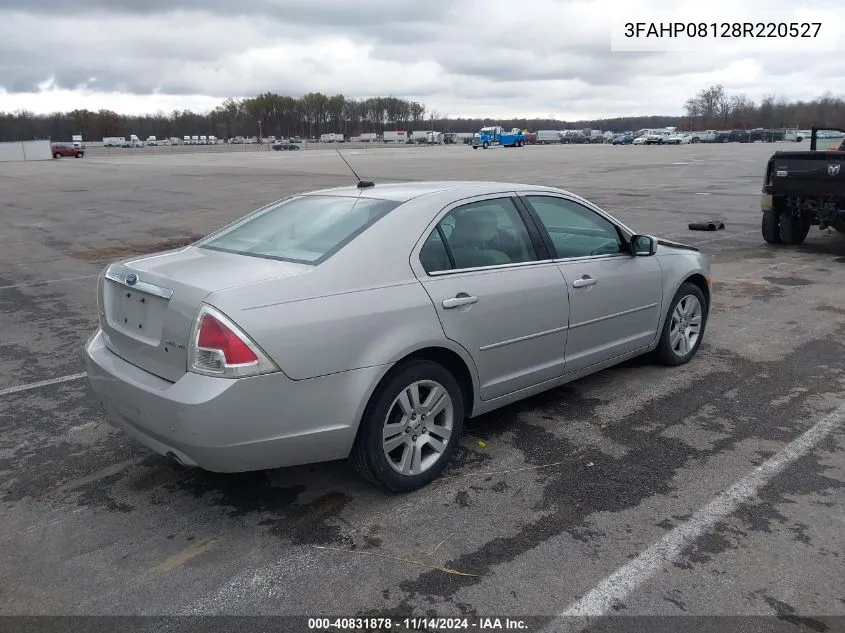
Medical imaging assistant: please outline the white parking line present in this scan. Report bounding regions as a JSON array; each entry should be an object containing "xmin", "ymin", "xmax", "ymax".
[
  {"xmin": 0, "ymin": 274, "xmax": 97, "ymax": 291},
  {"xmin": 558, "ymin": 403, "xmax": 845, "ymax": 619},
  {"xmin": 0, "ymin": 372, "xmax": 88, "ymax": 396}
]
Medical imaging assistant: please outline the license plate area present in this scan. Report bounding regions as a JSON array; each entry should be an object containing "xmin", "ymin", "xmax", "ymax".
[{"xmin": 105, "ymin": 280, "xmax": 168, "ymax": 344}]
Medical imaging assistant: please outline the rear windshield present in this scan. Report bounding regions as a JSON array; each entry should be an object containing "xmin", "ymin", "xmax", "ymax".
[{"xmin": 199, "ymin": 195, "xmax": 400, "ymax": 264}]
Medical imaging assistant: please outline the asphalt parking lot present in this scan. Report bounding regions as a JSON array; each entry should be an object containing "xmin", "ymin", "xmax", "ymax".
[{"xmin": 1, "ymin": 143, "xmax": 844, "ymax": 630}]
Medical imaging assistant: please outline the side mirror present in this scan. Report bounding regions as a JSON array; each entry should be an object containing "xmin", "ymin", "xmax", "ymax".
[{"xmin": 630, "ymin": 234, "xmax": 656, "ymax": 256}]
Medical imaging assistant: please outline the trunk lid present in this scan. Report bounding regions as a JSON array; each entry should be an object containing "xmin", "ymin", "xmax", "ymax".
[{"xmin": 98, "ymin": 246, "xmax": 311, "ymax": 382}]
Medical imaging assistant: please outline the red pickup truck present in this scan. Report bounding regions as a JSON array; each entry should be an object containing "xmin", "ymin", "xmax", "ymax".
[{"xmin": 52, "ymin": 143, "xmax": 84, "ymax": 158}]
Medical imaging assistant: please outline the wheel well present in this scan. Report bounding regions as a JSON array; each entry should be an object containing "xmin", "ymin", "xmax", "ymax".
[
  {"xmin": 400, "ymin": 347, "xmax": 475, "ymax": 417},
  {"xmin": 685, "ymin": 273, "xmax": 711, "ymax": 310}
]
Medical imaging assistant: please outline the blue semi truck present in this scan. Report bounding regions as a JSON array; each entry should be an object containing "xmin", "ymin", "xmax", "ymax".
[{"xmin": 472, "ymin": 126, "xmax": 526, "ymax": 149}]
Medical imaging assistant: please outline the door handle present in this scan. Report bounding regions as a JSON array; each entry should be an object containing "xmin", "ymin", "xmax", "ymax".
[
  {"xmin": 572, "ymin": 275, "xmax": 597, "ymax": 288},
  {"xmin": 442, "ymin": 295, "xmax": 479, "ymax": 308}
]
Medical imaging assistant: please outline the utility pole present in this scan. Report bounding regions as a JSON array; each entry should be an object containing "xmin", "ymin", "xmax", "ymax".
[{"xmin": 258, "ymin": 120, "xmax": 263, "ymax": 143}]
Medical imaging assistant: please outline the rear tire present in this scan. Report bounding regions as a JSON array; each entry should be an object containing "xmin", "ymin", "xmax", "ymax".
[
  {"xmin": 778, "ymin": 211, "xmax": 810, "ymax": 245},
  {"xmin": 54, "ymin": 153, "xmax": 61, "ymax": 159},
  {"xmin": 654, "ymin": 282, "xmax": 708, "ymax": 366},
  {"xmin": 350, "ymin": 360, "xmax": 465, "ymax": 492},
  {"xmin": 762, "ymin": 208, "xmax": 782, "ymax": 244}
]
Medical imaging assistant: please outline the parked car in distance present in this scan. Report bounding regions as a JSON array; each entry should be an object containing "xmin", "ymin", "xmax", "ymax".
[
  {"xmin": 612, "ymin": 134, "xmax": 634, "ymax": 145},
  {"xmin": 85, "ymin": 181, "xmax": 712, "ymax": 492},
  {"xmin": 715, "ymin": 129, "xmax": 750, "ymax": 143},
  {"xmin": 666, "ymin": 133, "xmax": 692, "ymax": 145},
  {"xmin": 51, "ymin": 143, "xmax": 84, "ymax": 158},
  {"xmin": 272, "ymin": 139, "xmax": 300, "ymax": 151},
  {"xmin": 632, "ymin": 135, "xmax": 647, "ymax": 145},
  {"xmin": 645, "ymin": 130, "xmax": 673, "ymax": 145}
]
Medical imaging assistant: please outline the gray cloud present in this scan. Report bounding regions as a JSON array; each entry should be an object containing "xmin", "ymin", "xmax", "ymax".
[
  {"xmin": 1, "ymin": 0, "xmax": 843, "ymax": 118},
  {"xmin": 11, "ymin": 0, "xmax": 459, "ymax": 25}
]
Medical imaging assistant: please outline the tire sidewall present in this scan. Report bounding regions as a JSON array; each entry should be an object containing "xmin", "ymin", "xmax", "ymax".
[
  {"xmin": 356, "ymin": 360, "xmax": 465, "ymax": 492},
  {"xmin": 658, "ymin": 283, "xmax": 708, "ymax": 365}
]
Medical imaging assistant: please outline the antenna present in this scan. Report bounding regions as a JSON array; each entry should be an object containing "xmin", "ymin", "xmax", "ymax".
[{"xmin": 335, "ymin": 149, "xmax": 374, "ymax": 189}]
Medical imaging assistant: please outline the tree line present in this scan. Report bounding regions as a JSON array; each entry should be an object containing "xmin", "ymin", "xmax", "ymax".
[
  {"xmin": 1, "ymin": 86, "xmax": 843, "ymax": 143},
  {"xmin": 682, "ymin": 84, "xmax": 845, "ymax": 130}
]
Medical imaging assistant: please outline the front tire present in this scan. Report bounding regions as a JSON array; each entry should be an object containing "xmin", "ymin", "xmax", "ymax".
[
  {"xmin": 54, "ymin": 153, "xmax": 61, "ymax": 159},
  {"xmin": 350, "ymin": 360, "xmax": 465, "ymax": 492},
  {"xmin": 654, "ymin": 283, "xmax": 708, "ymax": 366},
  {"xmin": 482, "ymin": 142, "xmax": 489, "ymax": 149}
]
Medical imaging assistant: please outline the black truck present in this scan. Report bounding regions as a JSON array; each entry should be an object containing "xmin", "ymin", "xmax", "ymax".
[{"xmin": 761, "ymin": 127, "xmax": 845, "ymax": 245}]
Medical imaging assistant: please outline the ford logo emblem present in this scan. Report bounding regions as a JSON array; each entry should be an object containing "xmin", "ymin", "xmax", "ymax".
[{"xmin": 125, "ymin": 273, "xmax": 138, "ymax": 285}]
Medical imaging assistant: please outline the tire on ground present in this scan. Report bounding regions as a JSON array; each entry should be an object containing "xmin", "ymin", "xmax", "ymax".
[
  {"xmin": 778, "ymin": 211, "xmax": 811, "ymax": 245},
  {"xmin": 653, "ymin": 282, "xmax": 708, "ymax": 367},
  {"xmin": 350, "ymin": 359, "xmax": 465, "ymax": 492},
  {"xmin": 761, "ymin": 208, "xmax": 781, "ymax": 244}
]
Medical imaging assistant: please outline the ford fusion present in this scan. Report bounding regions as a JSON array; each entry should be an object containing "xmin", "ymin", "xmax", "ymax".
[{"xmin": 85, "ymin": 181, "xmax": 711, "ymax": 491}]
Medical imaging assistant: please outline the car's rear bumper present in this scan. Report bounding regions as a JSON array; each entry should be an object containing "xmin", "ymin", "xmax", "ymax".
[{"xmin": 84, "ymin": 329, "xmax": 385, "ymax": 472}]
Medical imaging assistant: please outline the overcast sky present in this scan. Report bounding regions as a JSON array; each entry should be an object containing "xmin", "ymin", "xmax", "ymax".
[{"xmin": 1, "ymin": 0, "xmax": 843, "ymax": 120}]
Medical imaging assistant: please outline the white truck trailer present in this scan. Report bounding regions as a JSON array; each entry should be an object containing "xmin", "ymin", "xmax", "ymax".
[{"xmin": 383, "ymin": 131, "xmax": 407, "ymax": 143}]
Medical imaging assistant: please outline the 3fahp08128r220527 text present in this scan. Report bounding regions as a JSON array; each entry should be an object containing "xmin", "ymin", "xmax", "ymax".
[{"xmin": 624, "ymin": 22, "xmax": 822, "ymax": 38}]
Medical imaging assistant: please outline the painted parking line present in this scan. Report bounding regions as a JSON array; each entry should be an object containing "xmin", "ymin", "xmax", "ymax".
[
  {"xmin": 556, "ymin": 403, "xmax": 845, "ymax": 621},
  {"xmin": 0, "ymin": 372, "xmax": 88, "ymax": 396},
  {"xmin": 0, "ymin": 274, "xmax": 98, "ymax": 291}
]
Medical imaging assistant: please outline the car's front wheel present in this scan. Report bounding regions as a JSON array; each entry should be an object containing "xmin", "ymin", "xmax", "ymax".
[
  {"xmin": 350, "ymin": 359, "xmax": 464, "ymax": 492},
  {"xmin": 654, "ymin": 282, "xmax": 708, "ymax": 366}
]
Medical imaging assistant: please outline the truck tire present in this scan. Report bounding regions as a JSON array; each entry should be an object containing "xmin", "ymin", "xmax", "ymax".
[
  {"xmin": 482, "ymin": 142, "xmax": 489, "ymax": 149},
  {"xmin": 778, "ymin": 212, "xmax": 810, "ymax": 245},
  {"xmin": 761, "ymin": 209, "xmax": 781, "ymax": 244}
]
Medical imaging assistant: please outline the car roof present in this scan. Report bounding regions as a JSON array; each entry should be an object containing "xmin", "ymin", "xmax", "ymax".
[{"xmin": 301, "ymin": 180, "xmax": 564, "ymax": 203}]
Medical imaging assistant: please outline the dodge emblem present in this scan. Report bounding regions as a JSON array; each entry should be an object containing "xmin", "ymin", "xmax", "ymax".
[
  {"xmin": 125, "ymin": 273, "xmax": 138, "ymax": 285},
  {"xmin": 829, "ymin": 164, "xmax": 841, "ymax": 176}
]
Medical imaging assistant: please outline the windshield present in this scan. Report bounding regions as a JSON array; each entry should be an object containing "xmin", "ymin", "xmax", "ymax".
[{"xmin": 199, "ymin": 195, "xmax": 400, "ymax": 264}]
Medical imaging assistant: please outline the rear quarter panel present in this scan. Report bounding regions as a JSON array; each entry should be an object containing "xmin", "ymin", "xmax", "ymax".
[{"xmin": 220, "ymin": 281, "xmax": 452, "ymax": 379}]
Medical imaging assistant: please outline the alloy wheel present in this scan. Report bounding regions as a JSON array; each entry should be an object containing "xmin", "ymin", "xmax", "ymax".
[
  {"xmin": 669, "ymin": 295, "xmax": 703, "ymax": 356},
  {"xmin": 382, "ymin": 380, "xmax": 454, "ymax": 476}
]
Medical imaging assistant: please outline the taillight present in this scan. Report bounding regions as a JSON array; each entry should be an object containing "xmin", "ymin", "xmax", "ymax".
[
  {"xmin": 188, "ymin": 305, "xmax": 278, "ymax": 378},
  {"xmin": 197, "ymin": 313, "xmax": 258, "ymax": 365}
]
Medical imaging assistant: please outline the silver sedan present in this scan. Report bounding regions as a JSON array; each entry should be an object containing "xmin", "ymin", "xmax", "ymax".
[{"xmin": 85, "ymin": 181, "xmax": 711, "ymax": 491}]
